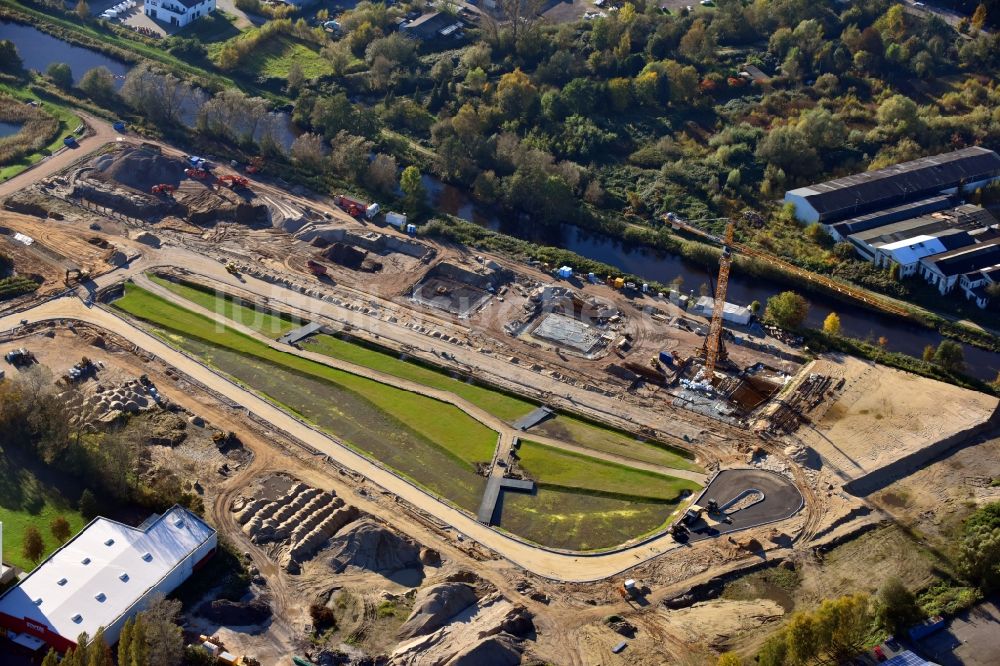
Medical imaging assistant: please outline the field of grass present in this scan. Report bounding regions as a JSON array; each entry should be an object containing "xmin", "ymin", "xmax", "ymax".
[
  {"xmin": 149, "ymin": 274, "xmax": 300, "ymax": 338},
  {"xmin": 243, "ymin": 34, "xmax": 333, "ymax": 78},
  {"xmin": 303, "ymin": 334, "xmax": 699, "ymax": 471},
  {"xmin": 0, "ymin": 452, "xmax": 87, "ymax": 571},
  {"xmin": 176, "ymin": 11, "xmax": 242, "ymax": 43},
  {"xmin": 0, "ymin": 84, "xmax": 81, "ymax": 182},
  {"xmin": 114, "ymin": 283, "xmax": 495, "ymax": 509},
  {"xmin": 517, "ymin": 441, "xmax": 699, "ymax": 501},
  {"xmin": 498, "ymin": 441, "xmax": 699, "ymax": 550}
]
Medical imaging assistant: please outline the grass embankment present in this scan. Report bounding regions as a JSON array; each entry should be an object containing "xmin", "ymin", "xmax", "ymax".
[
  {"xmin": 114, "ymin": 283, "xmax": 495, "ymax": 509},
  {"xmin": 149, "ymin": 275, "xmax": 300, "ymax": 338},
  {"xmin": 303, "ymin": 334, "xmax": 700, "ymax": 471},
  {"xmin": 242, "ymin": 34, "xmax": 333, "ymax": 78},
  {"xmin": 0, "ymin": 85, "xmax": 81, "ymax": 181},
  {"xmin": 0, "ymin": 453, "xmax": 87, "ymax": 571}
]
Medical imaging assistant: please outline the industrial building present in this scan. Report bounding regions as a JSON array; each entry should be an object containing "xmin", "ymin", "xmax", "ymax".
[
  {"xmin": 143, "ymin": 0, "xmax": 216, "ymax": 28},
  {"xmin": 399, "ymin": 12, "xmax": 464, "ymax": 40},
  {"xmin": 0, "ymin": 506, "xmax": 216, "ymax": 654},
  {"xmin": 918, "ymin": 238, "xmax": 1000, "ymax": 296},
  {"xmin": 785, "ymin": 147, "xmax": 1000, "ymax": 225}
]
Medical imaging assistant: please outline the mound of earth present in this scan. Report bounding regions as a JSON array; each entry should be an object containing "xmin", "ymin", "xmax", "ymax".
[
  {"xmin": 196, "ymin": 598, "xmax": 271, "ymax": 626},
  {"xmin": 327, "ymin": 519, "xmax": 421, "ymax": 574},
  {"xmin": 92, "ymin": 146, "xmax": 183, "ymax": 191},
  {"xmin": 445, "ymin": 633, "xmax": 521, "ymax": 666},
  {"xmin": 397, "ymin": 583, "xmax": 478, "ymax": 640}
]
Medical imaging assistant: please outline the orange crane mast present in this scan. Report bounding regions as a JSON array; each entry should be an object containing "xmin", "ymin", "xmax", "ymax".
[{"xmin": 702, "ymin": 220, "xmax": 734, "ymax": 382}]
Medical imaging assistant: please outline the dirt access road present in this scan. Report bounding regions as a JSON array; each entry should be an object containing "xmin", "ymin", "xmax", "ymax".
[{"xmin": 2, "ymin": 295, "xmax": 721, "ymax": 581}]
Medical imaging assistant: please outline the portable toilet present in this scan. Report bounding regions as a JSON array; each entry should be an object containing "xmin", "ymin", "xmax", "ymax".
[
  {"xmin": 588, "ymin": 272, "xmax": 596, "ymax": 283},
  {"xmin": 405, "ymin": 224, "xmax": 417, "ymax": 236},
  {"xmin": 641, "ymin": 283, "xmax": 649, "ymax": 293},
  {"xmin": 557, "ymin": 266, "xmax": 573, "ymax": 279}
]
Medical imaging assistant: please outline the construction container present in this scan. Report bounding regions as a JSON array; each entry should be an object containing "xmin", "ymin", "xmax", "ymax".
[
  {"xmin": 218, "ymin": 652, "xmax": 239, "ymax": 666},
  {"xmin": 365, "ymin": 203, "xmax": 380, "ymax": 219},
  {"xmin": 113, "ymin": 121, "xmax": 126, "ymax": 132},
  {"xmin": 659, "ymin": 351, "xmax": 674, "ymax": 367},
  {"xmin": 385, "ymin": 211, "xmax": 407, "ymax": 228},
  {"xmin": 613, "ymin": 277, "xmax": 625, "ymax": 289},
  {"xmin": 908, "ymin": 616, "xmax": 945, "ymax": 641},
  {"xmin": 201, "ymin": 642, "xmax": 220, "ymax": 657}
]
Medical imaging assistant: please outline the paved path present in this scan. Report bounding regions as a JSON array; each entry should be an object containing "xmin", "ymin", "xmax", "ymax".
[{"xmin": 0, "ymin": 113, "xmax": 119, "ymax": 196}]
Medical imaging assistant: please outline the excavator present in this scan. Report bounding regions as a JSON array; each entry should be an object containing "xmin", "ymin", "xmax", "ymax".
[
  {"xmin": 216, "ymin": 174, "xmax": 250, "ymax": 190},
  {"xmin": 245, "ymin": 156, "xmax": 264, "ymax": 174},
  {"xmin": 150, "ymin": 183, "xmax": 176, "ymax": 196},
  {"xmin": 184, "ymin": 167, "xmax": 210, "ymax": 180}
]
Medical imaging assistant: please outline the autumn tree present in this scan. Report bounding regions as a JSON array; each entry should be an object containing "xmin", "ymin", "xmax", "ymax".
[
  {"xmin": 933, "ymin": 340, "xmax": 965, "ymax": 373},
  {"xmin": 958, "ymin": 501, "xmax": 1000, "ymax": 591},
  {"xmin": 75, "ymin": 0, "xmax": 90, "ymax": 20},
  {"xmin": 23, "ymin": 525, "xmax": 45, "ymax": 564},
  {"xmin": 972, "ymin": 4, "xmax": 988, "ymax": 30},
  {"xmin": 290, "ymin": 133, "xmax": 327, "ymax": 169},
  {"xmin": 78, "ymin": 67, "xmax": 116, "ymax": 102},
  {"xmin": 765, "ymin": 291, "xmax": 809, "ymax": 329},
  {"xmin": 51, "ymin": 515, "xmax": 71, "ymax": 543},
  {"xmin": 876, "ymin": 577, "xmax": 923, "ymax": 635},
  {"xmin": 400, "ymin": 165, "xmax": 426, "ymax": 215},
  {"xmin": 366, "ymin": 153, "xmax": 398, "ymax": 194},
  {"xmin": 823, "ymin": 312, "xmax": 841, "ymax": 335}
]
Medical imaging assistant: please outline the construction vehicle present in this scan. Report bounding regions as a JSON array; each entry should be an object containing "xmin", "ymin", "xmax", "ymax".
[
  {"xmin": 701, "ymin": 219, "xmax": 735, "ymax": 383},
  {"xmin": 245, "ymin": 156, "xmax": 264, "ymax": 174},
  {"xmin": 334, "ymin": 194, "xmax": 366, "ymax": 218},
  {"xmin": 185, "ymin": 168, "xmax": 210, "ymax": 180},
  {"xmin": 216, "ymin": 174, "xmax": 249, "ymax": 189},
  {"xmin": 4, "ymin": 348, "xmax": 36, "ymax": 366},
  {"xmin": 150, "ymin": 183, "xmax": 176, "ymax": 196},
  {"xmin": 669, "ymin": 522, "xmax": 688, "ymax": 538},
  {"xmin": 681, "ymin": 504, "xmax": 705, "ymax": 526},
  {"xmin": 306, "ymin": 259, "xmax": 327, "ymax": 277},
  {"xmin": 65, "ymin": 268, "xmax": 88, "ymax": 286},
  {"xmin": 63, "ymin": 135, "xmax": 78, "ymax": 148}
]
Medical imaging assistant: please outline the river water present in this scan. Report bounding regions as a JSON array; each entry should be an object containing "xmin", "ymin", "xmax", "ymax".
[
  {"xmin": 0, "ymin": 21, "xmax": 131, "ymax": 87},
  {"xmin": 423, "ymin": 176, "xmax": 1000, "ymax": 382}
]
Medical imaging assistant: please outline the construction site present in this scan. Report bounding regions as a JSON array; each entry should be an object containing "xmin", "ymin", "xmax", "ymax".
[{"xmin": 1, "ymin": 117, "xmax": 998, "ymax": 665}]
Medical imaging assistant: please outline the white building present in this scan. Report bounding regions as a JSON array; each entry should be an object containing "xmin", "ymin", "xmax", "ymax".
[
  {"xmin": 692, "ymin": 296, "xmax": 753, "ymax": 326},
  {"xmin": 874, "ymin": 235, "xmax": 954, "ymax": 277},
  {"xmin": 0, "ymin": 506, "xmax": 216, "ymax": 654},
  {"xmin": 144, "ymin": 0, "xmax": 216, "ymax": 28}
]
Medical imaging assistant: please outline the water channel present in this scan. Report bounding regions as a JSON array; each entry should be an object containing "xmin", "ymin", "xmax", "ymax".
[
  {"xmin": 423, "ymin": 176, "xmax": 1000, "ymax": 382},
  {"xmin": 0, "ymin": 21, "xmax": 131, "ymax": 87}
]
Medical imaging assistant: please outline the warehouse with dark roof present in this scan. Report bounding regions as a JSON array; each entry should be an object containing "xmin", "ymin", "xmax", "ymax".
[{"xmin": 784, "ymin": 147, "xmax": 1000, "ymax": 224}]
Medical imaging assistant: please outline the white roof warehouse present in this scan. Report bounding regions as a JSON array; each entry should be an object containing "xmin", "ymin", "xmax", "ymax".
[{"xmin": 0, "ymin": 506, "xmax": 216, "ymax": 654}]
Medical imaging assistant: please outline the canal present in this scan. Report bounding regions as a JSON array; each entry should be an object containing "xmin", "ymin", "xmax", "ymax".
[
  {"xmin": 423, "ymin": 176, "xmax": 1000, "ymax": 382},
  {"xmin": 0, "ymin": 21, "xmax": 131, "ymax": 87}
]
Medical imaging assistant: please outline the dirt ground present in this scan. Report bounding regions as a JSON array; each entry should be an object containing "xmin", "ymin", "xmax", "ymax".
[{"xmin": 787, "ymin": 356, "xmax": 999, "ymax": 483}]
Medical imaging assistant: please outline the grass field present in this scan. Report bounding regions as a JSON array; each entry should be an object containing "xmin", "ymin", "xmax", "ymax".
[
  {"xmin": 303, "ymin": 335, "xmax": 700, "ymax": 471},
  {"xmin": 149, "ymin": 274, "xmax": 301, "ymax": 338},
  {"xmin": 0, "ymin": 84, "xmax": 82, "ymax": 182},
  {"xmin": 0, "ymin": 452, "xmax": 87, "ymax": 571},
  {"xmin": 242, "ymin": 34, "xmax": 333, "ymax": 78},
  {"xmin": 114, "ymin": 283, "xmax": 494, "ymax": 509}
]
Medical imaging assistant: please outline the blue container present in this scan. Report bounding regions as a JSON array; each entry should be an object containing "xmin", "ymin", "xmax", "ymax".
[{"xmin": 659, "ymin": 351, "xmax": 674, "ymax": 367}]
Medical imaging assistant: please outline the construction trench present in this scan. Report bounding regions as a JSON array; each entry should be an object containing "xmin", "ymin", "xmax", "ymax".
[{"xmin": 2, "ymin": 120, "xmax": 998, "ymax": 664}]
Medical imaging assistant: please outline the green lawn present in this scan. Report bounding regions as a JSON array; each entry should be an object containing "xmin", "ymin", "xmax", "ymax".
[
  {"xmin": 149, "ymin": 274, "xmax": 301, "ymax": 338},
  {"xmin": 0, "ymin": 84, "xmax": 82, "ymax": 182},
  {"xmin": 0, "ymin": 455, "xmax": 87, "ymax": 571},
  {"xmin": 242, "ymin": 34, "xmax": 334, "ymax": 78},
  {"xmin": 176, "ymin": 11, "xmax": 242, "ymax": 43},
  {"xmin": 517, "ymin": 441, "xmax": 699, "ymax": 501},
  {"xmin": 114, "ymin": 282, "xmax": 496, "ymax": 478}
]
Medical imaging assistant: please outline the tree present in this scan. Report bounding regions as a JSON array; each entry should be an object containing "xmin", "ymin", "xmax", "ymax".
[
  {"xmin": 765, "ymin": 291, "xmax": 809, "ymax": 329},
  {"xmin": 286, "ymin": 61, "xmax": 304, "ymax": 96},
  {"xmin": 41, "ymin": 649, "xmax": 59, "ymax": 666},
  {"xmin": 75, "ymin": 0, "xmax": 90, "ymax": 20},
  {"xmin": 366, "ymin": 153, "xmax": 397, "ymax": 194},
  {"xmin": 958, "ymin": 501, "xmax": 1000, "ymax": 591},
  {"xmin": 922, "ymin": 344, "xmax": 935, "ymax": 362},
  {"xmin": 496, "ymin": 68, "xmax": 538, "ymax": 119},
  {"xmin": 972, "ymin": 3, "xmax": 988, "ymax": 30},
  {"xmin": 876, "ymin": 577, "xmax": 923, "ymax": 635},
  {"xmin": 290, "ymin": 133, "xmax": 326, "ymax": 169},
  {"xmin": 823, "ymin": 312, "xmax": 841, "ymax": 336},
  {"xmin": 47, "ymin": 62, "xmax": 74, "ymax": 90},
  {"xmin": 399, "ymin": 165, "xmax": 426, "ymax": 215},
  {"xmin": 51, "ymin": 515, "xmax": 71, "ymax": 543},
  {"xmin": 79, "ymin": 488, "xmax": 98, "ymax": 519},
  {"xmin": 23, "ymin": 526, "xmax": 45, "ymax": 564},
  {"xmin": 933, "ymin": 340, "xmax": 965, "ymax": 373},
  {"xmin": 87, "ymin": 628, "xmax": 114, "ymax": 666},
  {"xmin": 717, "ymin": 652, "xmax": 743, "ymax": 666},
  {"xmin": 0, "ymin": 40, "xmax": 23, "ymax": 73},
  {"xmin": 749, "ymin": 300, "xmax": 761, "ymax": 314},
  {"xmin": 78, "ymin": 67, "xmax": 117, "ymax": 102},
  {"xmin": 142, "ymin": 595, "xmax": 184, "ymax": 666}
]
